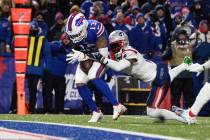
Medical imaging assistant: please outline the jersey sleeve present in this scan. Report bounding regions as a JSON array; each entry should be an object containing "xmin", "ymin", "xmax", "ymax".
[
  {"xmin": 96, "ymin": 22, "xmax": 105, "ymax": 39},
  {"xmin": 122, "ymin": 49, "xmax": 138, "ymax": 60}
]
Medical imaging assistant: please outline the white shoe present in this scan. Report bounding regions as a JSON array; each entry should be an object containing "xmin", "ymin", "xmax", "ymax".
[
  {"xmin": 88, "ymin": 110, "xmax": 103, "ymax": 123},
  {"xmin": 172, "ymin": 106, "xmax": 196, "ymax": 124},
  {"xmin": 112, "ymin": 104, "xmax": 127, "ymax": 120},
  {"xmin": 172, "ymin": 105, "xmax": 184, "ymax": 116},
  {"xmin": 180, "ymin": 109, "xmax": 197, "ymax": 125}
]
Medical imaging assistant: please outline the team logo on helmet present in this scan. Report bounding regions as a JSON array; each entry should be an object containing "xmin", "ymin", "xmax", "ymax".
[
  {"xmin": 119, "ymin": 31, "xmax": 124, "ymax": 36},
  {"xmin": 75, "ymin": 16, "xmax": 85, "ymax": 26}
]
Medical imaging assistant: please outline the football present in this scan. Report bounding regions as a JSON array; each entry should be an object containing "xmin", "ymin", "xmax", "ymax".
[{"xmin": 80, "ymin": 59, "xmax": 94, "ymax": 73}]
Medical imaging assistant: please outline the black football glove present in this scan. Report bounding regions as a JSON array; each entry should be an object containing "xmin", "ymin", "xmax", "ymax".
[{"xmin": 87, "ymin": 52, "xmax": 106, "ymax": 64}]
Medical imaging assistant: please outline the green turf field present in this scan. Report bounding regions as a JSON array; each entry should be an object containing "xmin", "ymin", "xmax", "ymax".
[{"xmin": 0, "ymin": 115, "xmax": 209, "ymax": 139}]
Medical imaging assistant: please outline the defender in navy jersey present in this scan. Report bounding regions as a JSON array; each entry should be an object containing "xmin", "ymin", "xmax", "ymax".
[{"xmin": 65, "ymin": 13, "xmax": 127, "ymax": 122}]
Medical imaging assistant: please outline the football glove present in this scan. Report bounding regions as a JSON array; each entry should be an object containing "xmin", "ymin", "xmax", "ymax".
[
  {"xmin": 87, "ymin": 52, "xmax": 107, "ymax": 64},
  {"xmin": 66, "ymin": 49, "xmax": 87, "ymax": 63}
]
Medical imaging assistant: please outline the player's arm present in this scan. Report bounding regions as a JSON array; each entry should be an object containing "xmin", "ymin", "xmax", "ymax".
[
  {"xmin": 94, "ymin": 22, "xmax": 109, "ymax": 57},
  {"xmin": 188, "ymin": 59, "xmax": 210, "ymax": 73},
  {"xmin": 95, "ymin": 34, "xmax": 109, "ymax": 57},
  {"xmin": 101, "ymin": 58, "xmax": 136, "ymax": 71},
  {"xmin": 96, "ymin": 49, "xmax": 138, "ymax": 71}
]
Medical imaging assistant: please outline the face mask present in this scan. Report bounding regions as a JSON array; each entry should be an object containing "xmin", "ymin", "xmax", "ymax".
[{"xmin": 113, "ymin": 51, "xmax": 122, "ymax": 61}]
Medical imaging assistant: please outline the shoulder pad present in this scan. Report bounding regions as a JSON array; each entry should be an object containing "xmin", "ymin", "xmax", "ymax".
[{"xmin": 122, "ymin": 48, "xmax": 138, "ymax": 60}]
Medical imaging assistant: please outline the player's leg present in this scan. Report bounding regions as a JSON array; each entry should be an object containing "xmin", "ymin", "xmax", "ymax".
[
  {"xmin": 173, "ymin": 82, "xmax": 210, "ymax": 124},
  {"xmin": 147, "ymin": 107, "xmax": 187, "ymax": 123},
  {"xmin": 88, "ymin": 61, "xmax": 127, "ymax": 120},
  {"xmin": 89, "ymin": 62, "xmax": 118, "ymax": 105},
  {"xmin": 169, "ymin": 56, "xmax": 192, "ymax": 82},
  {"xmin": 146, "ymin": 84, "xmax": 187, "ymax": 123},
  {"xmin": 75, "ymin": 65, "xmax": 103, "ymax": 122},
  {"xmin": 147, "ymin": 88, "xmax": 187, "ymax": 123},
  {"xmin": 190, "ymin": 82, "xmax": 210, "ymax": 116}
]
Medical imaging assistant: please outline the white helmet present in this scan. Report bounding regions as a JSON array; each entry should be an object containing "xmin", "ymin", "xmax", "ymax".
[
  {"xmin": 65, "ymin": 13, "xmax": 88, "ymax": 43},
  {"xmin": 109, "ymin": 30, "xmax": 129, "ymax": 54}
]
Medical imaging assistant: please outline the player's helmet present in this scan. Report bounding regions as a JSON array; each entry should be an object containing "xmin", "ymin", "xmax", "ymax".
[
  {"xmin": 109, "ymin": 30, "xmax": 129, "ymax": 54},
  {"xmin": 65, "ymin": 13, "xmax": 88, "ymax": 43}
]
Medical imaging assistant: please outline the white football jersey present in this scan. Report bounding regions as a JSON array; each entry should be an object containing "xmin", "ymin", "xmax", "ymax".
[{"xmin": 121, "ymin": 46, "xmax": 157, "ymax": 82}]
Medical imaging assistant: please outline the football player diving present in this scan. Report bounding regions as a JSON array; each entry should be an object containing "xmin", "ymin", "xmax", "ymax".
[{"xmin": 68, "ymin": 30, "xmax": 193, "ymax": 124}]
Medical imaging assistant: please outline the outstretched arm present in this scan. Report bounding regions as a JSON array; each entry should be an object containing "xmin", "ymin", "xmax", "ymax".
[
  {"xmin": 188, "ymin": 59, "xmax": 210, "ymax": 73},
  {"xmin": 102, "ymin": 58, "xmax": 132, "ymax": 71},
  {"xmin": 66, "ymin": 48, "xmax": 137, "ymax": 71}
]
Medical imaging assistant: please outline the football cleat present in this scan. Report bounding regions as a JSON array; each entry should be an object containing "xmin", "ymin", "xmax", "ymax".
[
  {"xmin": 172, "ymin": 105, "xmax": 184, "ymax": 116},
  {"xmin": 113, "ymin": 104, "xmax": 127, "ymax": 120},
  {"xmin": 172, "ymin": 106, "xmax": 197, "ymax": 124},
  {"xmin": 180, "ymin": 109, "xmax": 197, "ymax": 125},
  {"xmin": 183, "ymin": 56, "xmax": 192, "ymax": 65},
  {"xmin": 88, "ymin": 110, "xmax": 103, "ymax": 123}
]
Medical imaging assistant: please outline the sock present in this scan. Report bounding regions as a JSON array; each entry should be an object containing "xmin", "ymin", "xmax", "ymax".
[
  {"xmin": 77, "ymin": 85, "xmax": 98, "ymax": 112},
  {"xmin": 91, "ymin": 78, "xmax": 118, "ymax": 105},
  {"xmin": 189, "ymin": 110, "xmax": 196, "ymax": 117},
  {"xmin": 147, "ymin": 107, "xmax": 186, "ymax": 123},
  {"xmin": 190, "ymin": 82, "xmax": 210, "ymax": 116},
  {"xmin": 169, "ymin": 63, "xmax": 187, "ymax": 82}
]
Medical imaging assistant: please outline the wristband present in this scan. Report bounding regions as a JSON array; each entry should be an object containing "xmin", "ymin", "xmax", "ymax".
[{"xmin": 102, "ymin": 57, "xmax": 108, "ymax": 65}]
